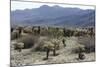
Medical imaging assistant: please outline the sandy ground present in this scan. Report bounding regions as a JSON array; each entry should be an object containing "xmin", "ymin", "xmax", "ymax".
[{"xmin": 11, "ymin": 37, "xmax": 95, "ymax": 67}]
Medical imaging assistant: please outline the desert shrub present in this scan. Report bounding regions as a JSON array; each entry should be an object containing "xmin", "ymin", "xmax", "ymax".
[
  {"xmin": 46, "ymin": 27, "xmax": 63, "ymax": 38},
  {"xmin": 63, "ymin": 29, "xmax": 74, "ymax": 37},
  {"xmin": 55, "ymin": 31, "xmax": 64, "ymax": 38},
  {"xmin": 17, "ymin": 35, "xmax": 39, "ymax": 49},
  {"xmin": 11, "ymin": 26, "xmax": 23, "ymax": 40},
  {"xmin": 74, "ymin": 31, "xmax": 81, "ymax": 37},
  {"xmin": 31, "ymin": 37, "xmax": 62, "ymax": 52},
  {"xmin": 32, "ymin": 39, "xmax": 46, "ymax": 51},
  {"xmin": 71, "ymin": 44, "xmax": 85, "ymax": 53},
  {"xmin": 11, "ymin": 30, "xmax": 20, "ymax": 40},
  {"xmin": 40, "ymin": 29, "xmax": 49, "ymax": 36},
  {"xmin": 31, "ymin": 36, "xmax": 50, "ymax": 51},
  {"xmin": 36, "ymin": 26, "xmax": 48, "ymax": 36},
  {"xmin": 32, "ymin": 26, "xmax": 41, "ymax": 35},
  {"xmin": 47, "ymin": 28, "xmax": 56, "ymax": 37},
  {"xmin": 33, "ymin": 41, "xmax": 45, "ymax": 51},
  {"xmin": 78, "ymin": 36, "xmax": 95, "ymax": 53}
]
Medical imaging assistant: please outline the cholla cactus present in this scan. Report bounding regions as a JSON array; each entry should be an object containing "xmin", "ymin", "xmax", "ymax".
[
  {"xmin": 77, "ymin": 46, "xmax": 86, "ymax": 60},
  {"xmin": 62, "ymin": 38, "xmax": 66, "ymax": 47},
  {"xmin": 50, "ymin": 39, "xmax": 60, "ymax": 49},
  {"xmin": 42, "ymin": 39, "xmax": 60, "ymax": 59},
  {"xmin": 43, "ymin": 41, "xmax": 55, "ymax": 50},
  {"xmin": 23, "ymin": 27, "xmax": 33, "ymax": 34},
  {"xmin": 13, "ymin": 42, "xmax": 24, "ymax": 52},
  {"xmin": 42, "ymin": 41, "xmax": 54, "ymax": 59}
]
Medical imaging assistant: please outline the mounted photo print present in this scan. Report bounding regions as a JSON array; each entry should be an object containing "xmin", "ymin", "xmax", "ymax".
[{"xmin": 11, "ymin": 1, "xmax": 95, "ymax": 67}]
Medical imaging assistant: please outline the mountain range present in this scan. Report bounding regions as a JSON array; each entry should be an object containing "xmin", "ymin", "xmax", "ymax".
[{"xmin": 11, "ymin": 5, "xmax": 95, "ymax": 27}]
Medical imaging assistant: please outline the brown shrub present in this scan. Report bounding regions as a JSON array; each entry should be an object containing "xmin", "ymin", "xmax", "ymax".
[{"xmin": 17, "ymin": 35, "xmax": 39, "ymax": 49}]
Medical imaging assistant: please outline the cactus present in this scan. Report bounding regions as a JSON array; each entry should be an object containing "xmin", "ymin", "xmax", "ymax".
[
  {"xmin": 42, "ymin": 40, "xmax": 59, "ymax": 59},
  {"xmin": 12, "ymin": 42, "xmax": 24, "ymax": 52},
  {"xmin": 16, "ymin": 42, "xmax": 24, "ymax": 52},
  {"xmin": 78, "ymin": 53, "xmax": 85, "ymax": 60},
  {"xmin": 62, "ymin": 38, "xmax": 66, "ymax": 47}
]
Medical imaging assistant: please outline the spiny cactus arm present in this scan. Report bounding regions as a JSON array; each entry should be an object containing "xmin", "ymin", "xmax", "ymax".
[
  {"xmin": 43, "ymin": 41, "xmax": 54, "ymax": 49},
  {"xmin": 17, "ymin": 42, "xmax": 24, "ymax": 48}
]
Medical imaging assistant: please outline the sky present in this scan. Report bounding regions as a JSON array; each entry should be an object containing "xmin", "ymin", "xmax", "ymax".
[{"xmin": 11, "ymin": 1, "xmax": 95, "ymax": 11}]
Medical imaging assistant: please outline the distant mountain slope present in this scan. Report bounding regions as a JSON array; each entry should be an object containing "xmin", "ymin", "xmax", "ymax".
[{"xmin": 11, "ymin": 5, "xmax": 95, "ymax": 27}]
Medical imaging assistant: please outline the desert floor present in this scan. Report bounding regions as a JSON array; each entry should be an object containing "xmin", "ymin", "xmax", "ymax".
[{"xmin": 11, "ymin": 37, "xmax": 95, "ymax": 67}]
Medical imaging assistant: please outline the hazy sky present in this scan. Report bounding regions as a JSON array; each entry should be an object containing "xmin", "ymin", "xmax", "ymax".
[{"xmin": 11, "ymin": 1, "xmax": 95, "ymax": 11}]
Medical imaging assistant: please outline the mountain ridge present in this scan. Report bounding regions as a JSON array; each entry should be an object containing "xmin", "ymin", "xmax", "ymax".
[{"xmin": 11, "ymin": 5, "xmax": 95, "ymax": 27}]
